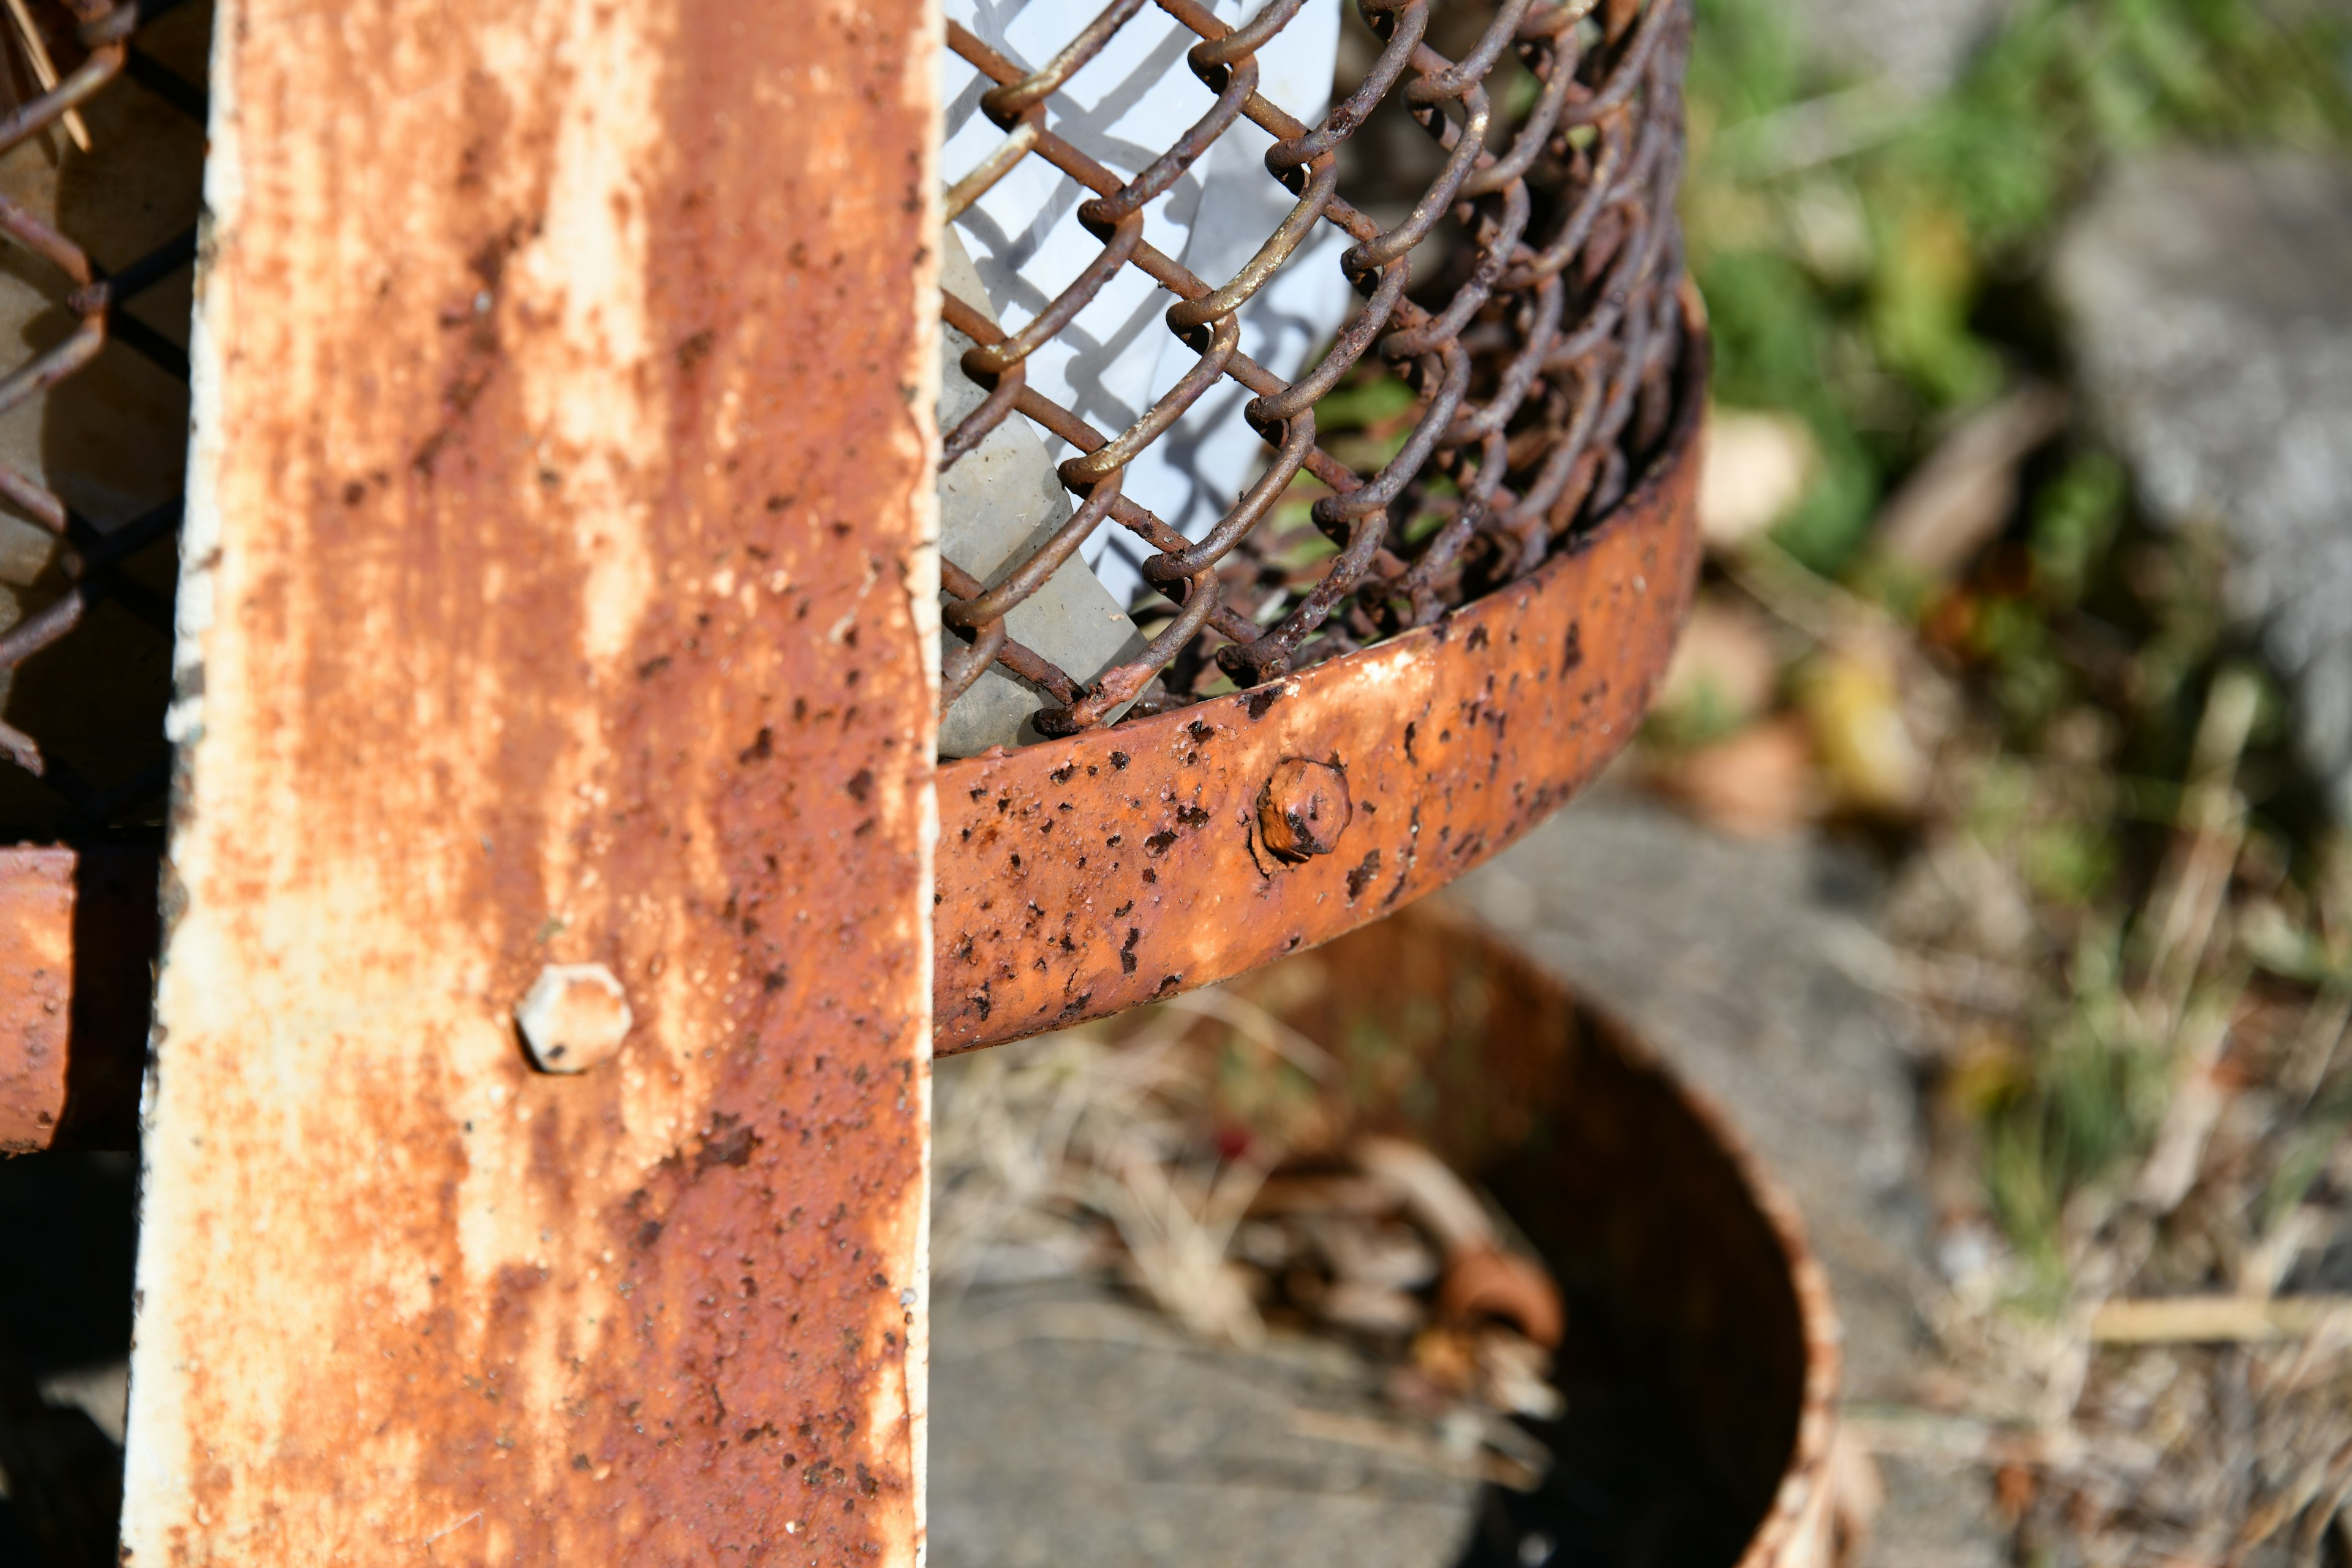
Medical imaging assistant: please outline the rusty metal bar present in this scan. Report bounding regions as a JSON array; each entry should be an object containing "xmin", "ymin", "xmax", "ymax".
[
  {"xmin": 121, "ymin": 0, "xmax": 941, "ymax": 1561},
  {"xmin": 0, "ymin": 0, "xmax": 194, "ymax": 830},
  {"xmin": 0, "ymin": 846, "xmax": 153, "ymax": 1150}
]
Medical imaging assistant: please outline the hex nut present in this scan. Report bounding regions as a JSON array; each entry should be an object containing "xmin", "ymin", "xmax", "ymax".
[
  {"xmin": 515, "ymin": 963, "xmax": 632, "ymax": 1074},
  {"xmin": 1257, "ymin": 757, "xmax": 1352, "ymax": 862}
]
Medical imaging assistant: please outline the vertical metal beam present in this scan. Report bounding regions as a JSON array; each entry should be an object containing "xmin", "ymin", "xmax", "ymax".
[{"xmin": 125, "ymin": 0, "xmax": 940, "ymax": 1561}]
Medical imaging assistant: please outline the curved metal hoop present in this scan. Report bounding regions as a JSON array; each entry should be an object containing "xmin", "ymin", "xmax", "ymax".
[{"xmin": 935, "ymin": 291, "xmax": 1708, "ymax": 1050}]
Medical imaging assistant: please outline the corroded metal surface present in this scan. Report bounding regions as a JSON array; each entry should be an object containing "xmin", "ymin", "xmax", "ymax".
[
  {"xmin": 935, "ymin": 307, "xmax": 1701, "ymax": 1052},
  {"xmin": 934, "ymin": 0, "xmax": 1690, "ymax": 734},
  {"xmin": 11, "ymin": 0, "xmax": 1702, "ymax": 1109},
  {"xmin": 124, "ymin": 1, "xmax": 940, "ymax": 1564},
  {"xmin": 0, "ymin": 846, "xmax": 72, "ymax": 1149},
  {"xmin": 0, "ymin": 845, "xmax": 153, "ymax": 1151}
]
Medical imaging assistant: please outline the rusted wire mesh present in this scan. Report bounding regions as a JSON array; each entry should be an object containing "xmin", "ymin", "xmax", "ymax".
[
  {"xmin": 0, "ymin": 0, "xmax": 1695, "ymax": 808},
  {"xmin": 0, "ymin": 0, "xmax": 199, "ymax": 842},
  {"xmin": 938, "ymin": 0, "xmax": 1691, "ymax": 737}
]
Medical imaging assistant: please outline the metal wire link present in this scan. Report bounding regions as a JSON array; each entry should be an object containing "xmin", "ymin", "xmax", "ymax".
[
  {"xmin": 937, "ymin": 0, "xmax": 1690, "ymax": 730},
  {"xmin": 0, "ymin": 0, "xmax": 202, "ymax": 833}
]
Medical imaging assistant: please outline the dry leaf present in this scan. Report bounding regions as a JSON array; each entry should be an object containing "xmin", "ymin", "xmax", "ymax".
[
  {"xmin": 1321, "ymin": 1280, "xmax": 1428, "ymax": 1335},
  {"xmin": 1875, "ymin": 384, "xmax": 2068, "ymax": 578},
  {"xmin": 1409, "ymin": 1325, "xmax": 1480, "ymax": 1396},
  {"xmin": 1474, "ymin": 1326, "xmax": 1567, "ymax": 1420},
  {"xmin": 1659, "ymin": 592, "xmax": 1782, "ymax": 736},
  {"xmin": 1352, "ymin": 1136, "xmax": 1499, "ymax": 1254},
  {"xmin": 1439, "ymin": 1243, "xmax": 1566, "ymax": 1349},
  {"xmin": 1699, "ymin": 406, "xmax": 1816, "ymax": 549},
  {"xmin": 1800, "ymin": 646, "xmax": 1929, "ymax": 814},
  {"xmin": 1653, "ymin": 715, "xmax": 1823, "ymax": 836}
]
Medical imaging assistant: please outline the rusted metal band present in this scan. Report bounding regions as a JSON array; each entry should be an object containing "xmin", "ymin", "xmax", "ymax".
[
  {"xmin": 933, "ymin": 301, "xmax": 1706, "ymax": 1052},
  {"xmin": 0, "ymin": 846, "xmax": 156, "ymax": 1151}
]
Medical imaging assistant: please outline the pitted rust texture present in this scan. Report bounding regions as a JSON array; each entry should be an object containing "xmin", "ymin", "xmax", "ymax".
[
  {"xmin": 125, "ymin": 0, "xmax": 937, "ymax": 1562},
  {"xmin": 0, "ymin": 845, "xmax": 152, "ymax": 1150},
  {"xmin": 0, "ymin": 846, "xmax": 72, "ymax": 1148},
  {"xmin": 1247, "ymin": 903, "xmax": 1842, "ymax": 1568},
  {"xmin": 935, "ymin": 315, "xmax": 1701, "ymax": 1051},
  {"xmin": 937, "ymin": 0, "xmax": 1690, "ymax": 734}
]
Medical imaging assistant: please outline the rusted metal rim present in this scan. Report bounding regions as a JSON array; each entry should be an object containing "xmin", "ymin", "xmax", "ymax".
[
  {"xmin": 1727, "ymin": 1101, "xmax": 1845, "ymax": 1568},
  {"xmin": 1234, "ymin": 900, "xmax": 1839, "ymax": 1566},
  {"xmin": 1439, "ymin": 902, "xmax": 1845, "ymax": 1568},
  {"xmin": 933, "ymin": 295, "xmax": 1708, "ymax": 1053},
  {"xmin": 1641, "ymin": 1001, "xmax": 1842, "ymax": 1568}
]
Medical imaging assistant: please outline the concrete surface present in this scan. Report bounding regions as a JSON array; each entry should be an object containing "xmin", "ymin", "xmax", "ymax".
[
  {"xmin": 929, "ymin": 1282, "xmax": 1483, "ymax": 1568},
  {"xmin": 2052, "ymin": 153, "xmax": 2352, "ymax": 821}
]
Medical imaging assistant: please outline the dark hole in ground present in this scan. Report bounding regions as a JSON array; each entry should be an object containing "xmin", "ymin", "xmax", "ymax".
[
  {"xmin": 1451, "ymin": 1288, "xmax": 1763, "ymax": 1568},
  {"xmin": 1445, "ymin": 1109, "xmax": 1801, "ymax": 1568}
]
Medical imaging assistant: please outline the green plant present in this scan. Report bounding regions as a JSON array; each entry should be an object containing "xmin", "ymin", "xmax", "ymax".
[{"xmin": 1686, "ymin": 0, "xmax": 2352, "ymax": 575}]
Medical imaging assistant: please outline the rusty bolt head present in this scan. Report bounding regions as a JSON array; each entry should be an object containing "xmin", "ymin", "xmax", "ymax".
[
  {"xmin": 515, "ymin": 963, "xmax": 632, "ymax": 1074},
  {"xmin": 1257, "ymin": 757, "xmax": 1352, "ymax": 862}
]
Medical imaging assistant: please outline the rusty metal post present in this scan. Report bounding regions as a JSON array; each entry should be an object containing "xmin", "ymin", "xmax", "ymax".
[{"xmin": 122, "ymin": 0, "xmax": 941, "ymax": 1561}]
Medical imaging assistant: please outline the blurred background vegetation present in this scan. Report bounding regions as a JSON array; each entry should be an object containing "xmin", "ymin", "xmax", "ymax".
[
  {"xmin": 1672, "ymin": 0, "xmax": 2351, "ymax": 1233},
  {"xmin": 1646, "ymin": 7, "xmax": 2352, "ymax": 1550},
  {"xmin": 1690, "ymin": 0, "xmax": 2351, "ymax": 572}
]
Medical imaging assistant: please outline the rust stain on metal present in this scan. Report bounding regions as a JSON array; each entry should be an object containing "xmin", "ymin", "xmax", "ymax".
[
  {"xmin": 935, "ymin": 326, "xmax": 1703, "ymax": 1052},
  {"xmin": 0, "ymin": 845, "xmax": 153, "ymax": 1151},
  {"xmin": 125, "ymin": 0, "xmax": 940, "ymax": 1561},
  {"xmin": 0, "ymin": 846, "xmax": 73, "ymax": 1150}
]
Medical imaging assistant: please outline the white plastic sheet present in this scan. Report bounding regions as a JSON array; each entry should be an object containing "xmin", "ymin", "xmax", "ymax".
[{"xmin": 940, "ymin": 0, "xmax": 1352, "ymax": 608}]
